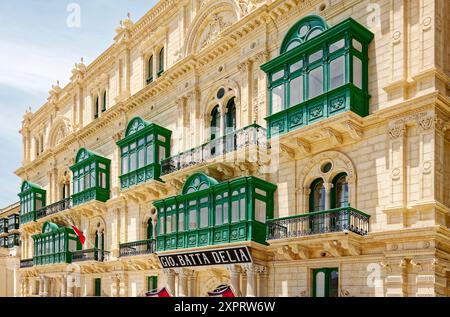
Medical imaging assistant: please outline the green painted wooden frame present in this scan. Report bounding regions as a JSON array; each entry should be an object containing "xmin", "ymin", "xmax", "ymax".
[
  {"xmin": 117, "ymin": 117, "xmax": 172, "ymax": 189},
  {"xmin": 261, "ymin": 16, "xmax": 374, "ymax": 138},
  {"xmin": 18, "ymin": 181, "xmax": 46, "ymax": 225},
  {"xmin": 155, "ymin": 173, "xmax": 277, "ymax": 251},
  {"xmin": 70, "ymin": 148, "xmax": 111, "ymax": 206}
]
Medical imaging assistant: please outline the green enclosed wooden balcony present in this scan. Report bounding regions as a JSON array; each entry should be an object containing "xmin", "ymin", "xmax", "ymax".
[
  {"xmin": 117, "ymin": 117, "xmax": 172, "ymax": 190},
  {"xmin": 32, "ymin": 222, "xmax": 82, "ymax": 266},
  {"xmin": 266, "ymin": 207, "xmax": 370, "ymax": 241},
  {"xmin": 70, "ymin": 148, "xmax": 111, "ymax": 207},
  {"xmin": 18, "ymin": 181, "xmax": 46, "ymax": 225},
  {"xmin": 261, "ymin": 16, "xmax": 374, "ymax": 138},
  {"xmin": 156, "ymin": 173, "xmax": 277, "ymax": 251}
]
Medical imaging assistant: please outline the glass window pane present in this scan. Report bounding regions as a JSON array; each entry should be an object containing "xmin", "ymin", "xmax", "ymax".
[
  {"xmin": 130, "ymin": 152, "xmax": 137, "ymax": 171},
  {"xmin": 290, "ymin": 60, "xmax": 303, "ymax": 73},
  {"xmin": 159, "ymin": 146, "xmax": 166, "ymax": 163},
  {"xmin": 289, "ymin": 76, "xmax": 303, "ymax": 106},
  {"xmin": 240, "ymin": 198, "xmax": 246, "ymax": 221},
  {"xmin": 178, "ymin": 212, "xmax": 184, "ymax": 232},
  {"xmin": 329, "ymin": 56, "xmax": 345, "ymax": 90},
  {"xmin": 189, "ymin": 210, "xmax": 197, "ymax": 230},
  {"xmin": 271, "ymin": 84, "xmax": 285, "ymax": 114},
  {"xmin": 223, "ymin": 203, "xmax": 228, "ymax": 224},
  {"xmin": 315, "ymin": 272, "xmax": 326, "ymax": 297},
  {"xmin": 309, "ymin": 50, "xmax": 323, "ymax": 64},
  {"xmin": 101, "ymin": 172, "xmax": 106, "ymax": 189},
  {"xmin": 146, "ymin": 144, "xmax": 154, "ymax": 164},
  {"xmin": 200, "ymin": 207, "xmax": 208, "ymax": 228},
  {"xmin": 166, "ymin": 216, "xmax": 172, "ymax": 234},
  {"xmin": 255, "ymin": 199, "xmax": 266, "ymax": 223},
  {"xmin": 158, "ymin": 135, "xmax": 166, "ymax": 142},
  {"xmin": 122, "ymin": 156, "xmax": 129, "ymax": 174},
  {"xmin": 329, "ymin": 39, "xmax": 345, "ymax": 53},
  {"xmin": 231, "ymin": 201, "xmax": 238, "ymax": 223},
  {"xmin": 271, "ymin": 69, "xmax": 284, "ymax": 82},
  {"xmin": 215, "ymin": 205, "xmax": 222, "ymax": 226},
  {"xmin": 309, "ymin": 67, "xmax": 323, "ymax": 99},
  {"xmin": 352, "ymin": 39, "xmax": 362, "ymax": 52},
  {"xmin": 159, "ymin": 217, "xmax": 165, "ymax": 234},
  {"xmin": 335, "ymin": 176, "xmax": 349, "ymax": 208},
  {"xmin": 353, "ymin": 57, "xmax": 362, "ymax": 89},
  {"xmin": 138, "ymin": 148, "xmax": 145, "ymax": 168}
]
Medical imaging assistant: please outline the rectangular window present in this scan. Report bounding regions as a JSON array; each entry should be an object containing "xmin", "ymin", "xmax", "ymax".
[
  {"xmin": 146, "ymin": 144, "xmax": 154, "ymax": 164},
  {"xmin": 309, "ymin": 67, "xmax": 323, "ymax": 99},
  {"xmin": 122, "ymin": 156, "xmax": 129, "ymax": 174},
  {"xmin": 138, "ymin": 148, "xmax": 145, "ymax": 169},
  {"xmin": 130, "ymin": 152, "xmax": 137, "ymax": 171},
  {"xmin": 158, "ymin": 146, "xmax": 166, "ymax": 163},
  {"xmin": 90, "ymin": 170, "xmax": 96, "ymax": 188},
  {"xmin": 178, "ymin": 211, "xmax": 184, "ymax": 232},
  {"xmin": 215, "ymin": 205, "xmax": 222, "ymax": 226},
  {"xmin": 200, "ymin": 207, "xmax": 208, "ymax": 228},
  {"xmin": 289, "ymin": 76, "xmax": 303, "ymax": 106},
  {"xmin": 271, "ymin": 69, "xmax": 284, "ymax": 82},
  {"xmin": 159, "ymin": 216, "xmax": 165, "ymax": 234},
  {"xmin": 352, "ymin": 39, "xmax": 362, "ymax": 52},
  {"xmin": 255, "ymin": 199, "xmax": 267, "ymax": 223},
  {"xmin": 309, "ymin": 50, "xmax": 323, "ymax": 64},
  {"xmin": 231, "ymin": 201, "xmax": 238, "ymax": 223},
  {"xmin": 329, "ymin": 56, "xmax": 345, "ymax": 90},
  {"xmin": 79, "ymin": 173, "xmax": 85, "ymax": 191},
  {"xmin": 329, "ymin": 39, "xmax": 345, "ymax": 53},
  {"xmin": 171, "ymin": 214, "xmax": 176, "ymax": 233},
  {"xmin": 353, "ymin": 57, "xmax": 362, "ymax": 89},
  {"xmin": 84, "ymin": 169, "xmax": 90, "ymax": 189},
  {"xmin": 147, "ymin": 276, "xmax": 157, "ymax": 292},
  {"xmin": 166, "ymin": 216, "xmax": 172, "ymax": 234},
  {"xmin": 100, "ymin": 172, "xmax": 107, "ymax": 189},
  {"xmin": 290, "ymin": 60, "xmax": 303, "ymax": 73},
  {"xmin": 271, "ymin": 84, "xmax": 285, "ymax": 114},
  {"xmin": 189, "ymin": 209, "xmax": 197, "ymax": 230},
  {"xmin": 239, "ymin": 198, "xmax": 246, "ymax": 221},
  {"xmin": 223, "ymin": 202, "xmax": 228, "ymax": 224}
]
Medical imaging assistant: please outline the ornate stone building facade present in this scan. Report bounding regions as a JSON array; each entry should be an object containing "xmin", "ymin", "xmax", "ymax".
[
  {"xmin": 0, "ymin": 202, "xmax": 20, "ymax": 297},
  {"xmin": 14, "ymin": 0, "xmax": 450, "ymax": 297}
]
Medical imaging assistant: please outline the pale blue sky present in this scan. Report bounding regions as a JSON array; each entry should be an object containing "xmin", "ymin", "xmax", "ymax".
[{"xmin": 0, "ymin": 0, "xmax": 158, "ymax": 207}]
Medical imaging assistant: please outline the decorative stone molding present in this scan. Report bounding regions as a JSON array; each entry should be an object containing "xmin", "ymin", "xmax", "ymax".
[
  {"xmin": 322, "ymin": 127, "xmax": 343, "ymax": 145},
  {"xmin": 388, "ymin": 124, "xmax": 406, "ymax": 139}
]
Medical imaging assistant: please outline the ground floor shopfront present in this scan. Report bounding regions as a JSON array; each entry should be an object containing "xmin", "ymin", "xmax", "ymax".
[{"xmin": 18, "ymin": 228, "xmax": 450, "ymax": 297}]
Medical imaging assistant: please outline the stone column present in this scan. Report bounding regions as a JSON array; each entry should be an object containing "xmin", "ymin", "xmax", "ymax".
[
  {"xmin": 38, "ymin": 276, "xmax": 44, "ymax": 297},
  {"xmin": 188, "ymin": 271, "xmax": 198, "ymax": 297},
  {"xmin": 66, "ymin": 276, "xmax": 75, "ymax": 297},
  {"xmin": 61, "ymin": 274, "xmax": 67, "ymax": 297},
  {"xmin": 244, "ymin": 264, "xmax": 257, "ymax": 297},
  {"xmin": 226, "ymin": 265, "xmax": 242, "ymax": 296},
  {"xmin": 323, "ymin": 183, "xmax": 333, "ymax": 210},
  {"xmin": 176, "ymin": 269, "xmax": 189, "ymax": 297},
  {"xmin": 259, "ymin": 267, "xmax": 269, "ymax": 297},
  {"xmin": 43, "ymin": 277, "xmax": 49, "ymax": 297},
  {"xmin": 165, "ymin": 269, "xmax": 176, "ymax": 296}
]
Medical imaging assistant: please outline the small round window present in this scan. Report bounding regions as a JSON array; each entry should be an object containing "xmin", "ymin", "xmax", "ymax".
[
  {"xmin": 217, "ymin": 88, "xmax": 225, "ymax": 99},
  {"xmin": 321, "ymin": 162, "xmax": 332, "ymax": 173}
]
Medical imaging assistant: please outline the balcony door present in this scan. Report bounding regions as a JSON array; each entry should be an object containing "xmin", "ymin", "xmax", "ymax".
[{"xmin": 313, "ymin": 268, "xmax": 339, "ymax": 297}]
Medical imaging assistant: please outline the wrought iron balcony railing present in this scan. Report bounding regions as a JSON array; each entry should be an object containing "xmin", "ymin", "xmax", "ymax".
[
  {"xmin": 161, "ymin": 124, "xmax": 267, "ymax": 176},
  {"xmin": 20, "ymin": 259, "xmax": 34, "ymax": 268},
  {"xmin": 36, "ymin": 198, "xmax": 71, "ymax": 220},
  {"xmin": 72, "ymin": 248, "xmax": 110, "ymax": 263},
  {"xmin": 119, "ymin": 239, "xmax": 156, "ymax": 257},
  {"xmin": 267, "ymin": 207, "xmax": 370, "ymax": 240}
]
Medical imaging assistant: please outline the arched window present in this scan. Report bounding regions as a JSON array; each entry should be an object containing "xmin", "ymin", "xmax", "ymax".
[
  {"xmin": 309, "ymin": 178, "xmax": 325, "ymax": 212},
  {"xmin": 158, "ymin": 47, "xmax": 164, "ymax": 76},
  {"xmin": 147, "ymin": 55, "xmax": 154, "ymax": 84},
  {"xmin": 210, "ymin": 106, "xmax": 220, "ymax": 140},
  {"xmin": 94, "ymin": 96, "xmax": 99, "ymax": 119},
  {"xmin": 331, "ymin": 173, "xmax": 348, "ymax": 208},
  {"xmin": 225, "ymin": 98, "xmax": 236, "ymax": 133},
  {"xmin": 102, "ymin": 91, "xmax": 107, "ymax": 112}
]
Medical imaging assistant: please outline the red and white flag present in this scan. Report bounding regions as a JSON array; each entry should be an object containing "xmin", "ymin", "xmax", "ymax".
[
  {"xmin": 146, "ymin": 287, "xmax": 172, "ymax": 297},
  {"xmin": 71, "ymin": 225, "xmax": 86, "ymax": 245}
]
